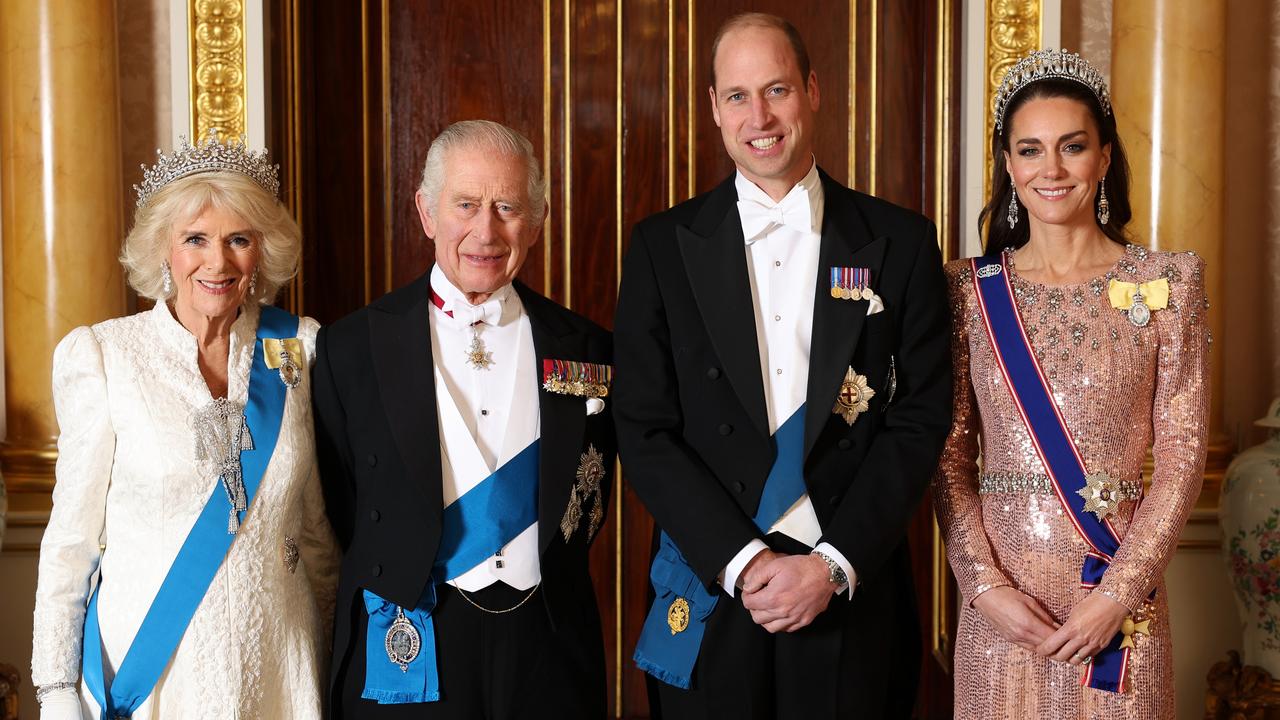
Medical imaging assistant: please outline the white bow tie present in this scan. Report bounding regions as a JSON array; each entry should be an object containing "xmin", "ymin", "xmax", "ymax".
[
  {"xmin": 737, "ymin": 184, "xmax": 813, "ymax": 243},
  {"xmin": 443, "ymin": 297, "xmax": 503, "ymax": 327}
]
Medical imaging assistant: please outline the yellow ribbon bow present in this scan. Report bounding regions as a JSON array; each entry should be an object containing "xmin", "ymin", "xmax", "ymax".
[
  {"xmin": 1107, "ymin": 278, "xmax": 1170, "ymax": 312},
  {"xmin": 263, "ymin": 338, "xmax": 304, "ymax": 371}
]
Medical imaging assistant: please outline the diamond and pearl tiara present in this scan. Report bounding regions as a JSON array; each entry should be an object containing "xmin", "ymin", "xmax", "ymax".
[
  {"xmin": 133, "ymin": 130, "xmax": 280, "ymax": 208},
  {"xmin": 994, "ymin": 49, "xmax": 1112, "ymax": 132}
]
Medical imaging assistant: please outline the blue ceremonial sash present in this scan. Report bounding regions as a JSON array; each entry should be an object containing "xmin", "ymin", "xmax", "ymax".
[
  {"xmin": 82, "ymin": 305, "xmax": 298, "ymax": 718},
  {"xmin": 361, "ymin": 440, "xmax": 540, "ymax": 704},
  {"xmin": 633, "ymin": 406, "xmax": 806, "ymax": 690},
  {"xmin": 971, "ymin": 254, "xmax": 1132, "ymax": 693}
]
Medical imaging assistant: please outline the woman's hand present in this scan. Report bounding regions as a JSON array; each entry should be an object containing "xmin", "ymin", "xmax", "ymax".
[
  {"xmin": 1035, "ymin": 591, "xmax": 1129, "ymax": 665},
  {"xmin": 972, "ymin": 586, "xmax": 1060, "ymax": 651}
]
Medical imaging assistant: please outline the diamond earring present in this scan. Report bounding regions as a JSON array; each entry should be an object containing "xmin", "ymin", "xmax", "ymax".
[
  {"xmin": 161, "ymin": 261, "xmax": 173, "ymax": 296},
  {"xmin": 248, "ymin": 267, "xmax": 258, "ymax": 296},
  {"xmin": 1007, "ymin": 190, "xmax": 1020, "ymax": 229},
  {"xmin": 1097, "ymin": 179, "xmax": 1110, "ymax": 225}
]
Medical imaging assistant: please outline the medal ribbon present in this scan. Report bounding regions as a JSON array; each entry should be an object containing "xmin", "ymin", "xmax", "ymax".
[
  {"xmin": 633, "ymin": 405, "xmax": 806, "ymax": 690},
  {"xmin": 360, "ymin": 440, "xmax": 540, "ymax": 704},
  {"xmin": 971, "ymin": 254, "xmax": 1132, "ymax": 693},
  {"xmin": 82, "ymin": 305, "xmax": 298, "ymax": 719}
]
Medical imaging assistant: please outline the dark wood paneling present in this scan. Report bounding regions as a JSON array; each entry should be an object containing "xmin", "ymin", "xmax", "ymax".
[{"xmin": 279, "ymin": 2, "xmax": 960, "ymax": 716}]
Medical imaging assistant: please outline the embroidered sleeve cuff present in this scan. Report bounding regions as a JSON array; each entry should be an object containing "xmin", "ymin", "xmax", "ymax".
[
  {"xmin": 721, "ymin": 539, "xmax": 769, "ymax": 597},
  {"xmin": 814, "ymin": 542, "xmax": 856, "ymax": 599}
]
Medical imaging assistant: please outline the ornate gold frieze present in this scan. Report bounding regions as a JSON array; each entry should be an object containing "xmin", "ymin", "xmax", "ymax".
[
  {"xmin": 984, "ymin": 0, "xmax": 1040, "ymax": 194},
  {"xmin": 190, "ymin": 0, "xmax": 247, "ymax": 141}
]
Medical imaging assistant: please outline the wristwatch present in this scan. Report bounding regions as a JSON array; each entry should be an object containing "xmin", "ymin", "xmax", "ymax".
[{"xmin": 814, "ymin": 551, "xmax": 847, "ymax": 588}]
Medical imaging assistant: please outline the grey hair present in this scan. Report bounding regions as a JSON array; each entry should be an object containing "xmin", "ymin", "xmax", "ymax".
[
  {"xmin": 418, "ymin": 120, "xmax": 546, "ymax": 211},
  {"xmin": 120, "ymin": 171, "xmax": 301, "ymax": 303}
]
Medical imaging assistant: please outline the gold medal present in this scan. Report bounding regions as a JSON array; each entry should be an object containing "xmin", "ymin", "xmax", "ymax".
[
  {"xmin": 830, "ymin": 286, "xmax": 843, "ymax": 299},
  {"xmin": 667, "ymin": 597, "xmax": 690, "ymax": 634}
]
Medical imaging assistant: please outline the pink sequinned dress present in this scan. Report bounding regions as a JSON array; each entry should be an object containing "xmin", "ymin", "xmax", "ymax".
[{"xmin": 933, "ymin": 245, "xmax": 1209, "ymax": 719}]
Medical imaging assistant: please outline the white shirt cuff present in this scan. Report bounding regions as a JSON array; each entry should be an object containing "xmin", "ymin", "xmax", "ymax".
[
  {"xmin": 814, "ymin": 542, "xmax": 856, "ymax": 599},
  {"xmin": 719, "ymin": 539, "xmax": 769, "ymax": 597}
]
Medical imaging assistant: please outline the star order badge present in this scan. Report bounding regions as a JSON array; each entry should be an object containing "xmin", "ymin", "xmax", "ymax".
[
  {"xmin": 668, "ymin": 597, "xmax": 690, "ymax": 635},
  {"xmin": 560, "ymin": 444, "xmax": 606, "ymax": 540},
  {"xmin": 1076, "ymin": 470, "xmax": 1121, "ymax": 521},
  {"xmin": 833, "ymin": 367, "xmax": 876, "ymax": 425}
]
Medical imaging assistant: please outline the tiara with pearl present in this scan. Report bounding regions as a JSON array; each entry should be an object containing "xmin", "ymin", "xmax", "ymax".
[
  {"xmin": 133, "ymin": 129, "xmax": 280, "ymax": 208},
  {"xmin": 994, "ymin": 49, "xmax": 1112, "ymax": 132}
]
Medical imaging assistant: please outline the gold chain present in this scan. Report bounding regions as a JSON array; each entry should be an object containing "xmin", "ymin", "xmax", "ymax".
[{"xmin": 454, "ymin": 583, "xmax": 540, "ymax": 615}]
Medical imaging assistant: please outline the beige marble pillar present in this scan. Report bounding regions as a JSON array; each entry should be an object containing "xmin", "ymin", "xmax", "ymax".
[
  {"xmin": 1111, "ymin": 1, "xmax": 1230, "ymax": 501},
  {"xmin": 0, "ymin": 1, "xmax": 126, "ymax": 514}
]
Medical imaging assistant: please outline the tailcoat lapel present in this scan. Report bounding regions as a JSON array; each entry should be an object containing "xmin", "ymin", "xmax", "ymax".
[
  {"xmin": 515, "ymin": 282, "xmax": 588, "ymax": 554},
  {"xmin": 677, "ymin": 176, "xmax": 770, "ymax": 438},
  {"xmin": 369, "ymin": 275, "xmax": 444, "ymax": 527},
  {"xmin": 803, "ymin": 172, "xmax": 889, "ymax": 458}
]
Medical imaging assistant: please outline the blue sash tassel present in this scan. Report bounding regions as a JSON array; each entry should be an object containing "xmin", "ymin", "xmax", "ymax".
[
  {"xmin": 361, "ymin": 440, "xmax": 540, "ymax": 704},
  {"xmin": 633, "ymin": 406, "xmax": 806, "ymax": 689},
  {"xmin": 81, "ymin": 305, "xmax": 298, "ymax": 718},
  {"xmin": 973, "ymin": 254, "xmax": 1135, "ymax": 693}
]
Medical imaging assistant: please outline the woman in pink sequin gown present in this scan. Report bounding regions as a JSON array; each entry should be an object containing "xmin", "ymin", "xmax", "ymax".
[{"xmin": 933, "ymin": 50, "xmax": 1209, "ymax": 719}]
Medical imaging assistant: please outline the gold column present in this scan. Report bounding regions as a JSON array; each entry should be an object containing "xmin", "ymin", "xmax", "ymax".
[
  {"xmin": 0, "ymin": 1, "xmax": 126, "ymax": 513},
  {"xmin": 1111, "ymin": 1, "xmax": 1230, "ymax": 500}
]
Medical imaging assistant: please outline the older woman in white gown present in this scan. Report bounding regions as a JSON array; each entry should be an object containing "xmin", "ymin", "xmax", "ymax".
[{"xmin": 31, "ymin": 134, "xmax": 338, "ymax": 719}]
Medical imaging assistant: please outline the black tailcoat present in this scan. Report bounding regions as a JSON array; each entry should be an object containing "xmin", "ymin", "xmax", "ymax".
[
  {"xmin": 313, "ymin": 276, "xmax": 614, "ymax": 718},
  {"xmin": 613, "ymin": 170, "xmax": 952, "ymax": 718}
]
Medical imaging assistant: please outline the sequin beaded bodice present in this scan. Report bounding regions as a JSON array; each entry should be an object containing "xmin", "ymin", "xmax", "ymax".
[{"xmin": 933, "ymin": 245, "xmax": 1209, "ymax": 719}]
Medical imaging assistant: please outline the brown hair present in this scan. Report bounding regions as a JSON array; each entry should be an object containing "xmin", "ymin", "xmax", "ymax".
[{"xmin": 709, "ymin": 13, "xmax": 811, "ymax": 89}]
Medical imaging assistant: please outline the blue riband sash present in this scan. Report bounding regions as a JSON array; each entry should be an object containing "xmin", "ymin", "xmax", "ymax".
[
  {"xmin": 361, "ymin": 440, "xmax": 540, "ymax": 704},
  {"xmin": 633, "ymin": 405, "xmax": 806, "ymax": 690},
  {"xmin": 971, "ymin": 254, "xmax": 1132, "ymax": 693},
  {"xmin": 81, "ymin": 305, "xmax": 298, "ymax": 718}
]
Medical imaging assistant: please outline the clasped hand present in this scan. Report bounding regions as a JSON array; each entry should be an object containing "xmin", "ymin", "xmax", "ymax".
[
  {"xmin": 738, "ymin": 549, "xmax": 836, "ymax": 633},
  {"xmin": 972, "ymin": 586, "xmax": 1129, "ymax": 665}
]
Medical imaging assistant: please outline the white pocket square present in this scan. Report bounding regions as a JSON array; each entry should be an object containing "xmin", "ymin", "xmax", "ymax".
[
  {"xmin": 866, "ymin": 294, "xmax": 885, "ymax": 315},
  {"xmin": 586, "ymin": 397, "xmax": 606, "ymax": 415}
]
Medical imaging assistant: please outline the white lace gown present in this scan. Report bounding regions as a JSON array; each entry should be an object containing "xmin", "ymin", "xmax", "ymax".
[{"xmin": 31, "ymin": 301, "xmax": 339, "ymax": 719}]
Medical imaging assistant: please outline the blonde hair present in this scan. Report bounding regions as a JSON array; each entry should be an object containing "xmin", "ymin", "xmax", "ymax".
[
  {"xmin": 120, "ymin": 171, "xmax": 301, "ymax": 302},
  {"xmin": 418, "ymin": 120, "xmax": 545, "ymax": 211}
]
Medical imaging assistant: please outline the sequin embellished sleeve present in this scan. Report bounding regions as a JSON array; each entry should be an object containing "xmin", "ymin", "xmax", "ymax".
[
  {"xmin": 933, "ymin": 261, "xmax": 1012, "ymax": 604},
  {"xmin": 31, "ymin": 327, "xmax": 115, "ymax": 687},
  {"xmin": 1097, "ymin": 254, "xmax": 1209, "ymax": 611}
]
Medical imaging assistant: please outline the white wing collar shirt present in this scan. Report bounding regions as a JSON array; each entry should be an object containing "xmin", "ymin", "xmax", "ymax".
[
  {"xmin": 428, "ymin": 265, "xmax": 541, "ymax": 592},
  {"xmin": 720, "ymin": 161, "xmax": 856, "ymax": 598}
]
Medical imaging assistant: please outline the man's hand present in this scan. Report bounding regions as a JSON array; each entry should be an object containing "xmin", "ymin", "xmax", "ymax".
[
  {"xmin": 740, "ymin": 553, "xmax": 834, "ymax": 633},
  {"xmin": 971, "ymin": 586, "xmax": 1060, "ymax": 652},
  {"xmin": 738, "ymin": 547, "xmax": 781, "ymax": 593},
  {"xmin": 1035, "ymin": 591, "xmax": 1129, "ymax": 665}
]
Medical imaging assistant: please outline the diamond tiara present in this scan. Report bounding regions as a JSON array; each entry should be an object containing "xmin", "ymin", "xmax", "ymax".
[
  {"xmin": 133, "ymin": 130, "xmax": 281, "ymax": 208},
  {"xmin": 994, "ymin": 49, "xmax": 1112, "ymax": 132}
]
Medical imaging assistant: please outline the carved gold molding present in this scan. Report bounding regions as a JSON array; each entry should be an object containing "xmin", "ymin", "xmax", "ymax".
[
  {"xmin": 984, "ymin": 0, "xmax": 1040, "ymax": 196},
  {"xmin": 189, "ymin": 0, "xmax": 248, "ymax": 141}
]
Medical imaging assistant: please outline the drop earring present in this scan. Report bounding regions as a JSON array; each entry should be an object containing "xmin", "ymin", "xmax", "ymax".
[
  {"xmin": 1007, "ymin": 190, "xmax": 1020, "ymax": 229},
  {"xmin": 1097, "ymin": 179, "xmax": 1110, "ymax": 225},
  {"xmin": 248, "ymin": 267, "xmax": 258, "ymax": 296},
  {"xmin": 161, "ymin": 261, "xmax": 173, "ymax": 296}
]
